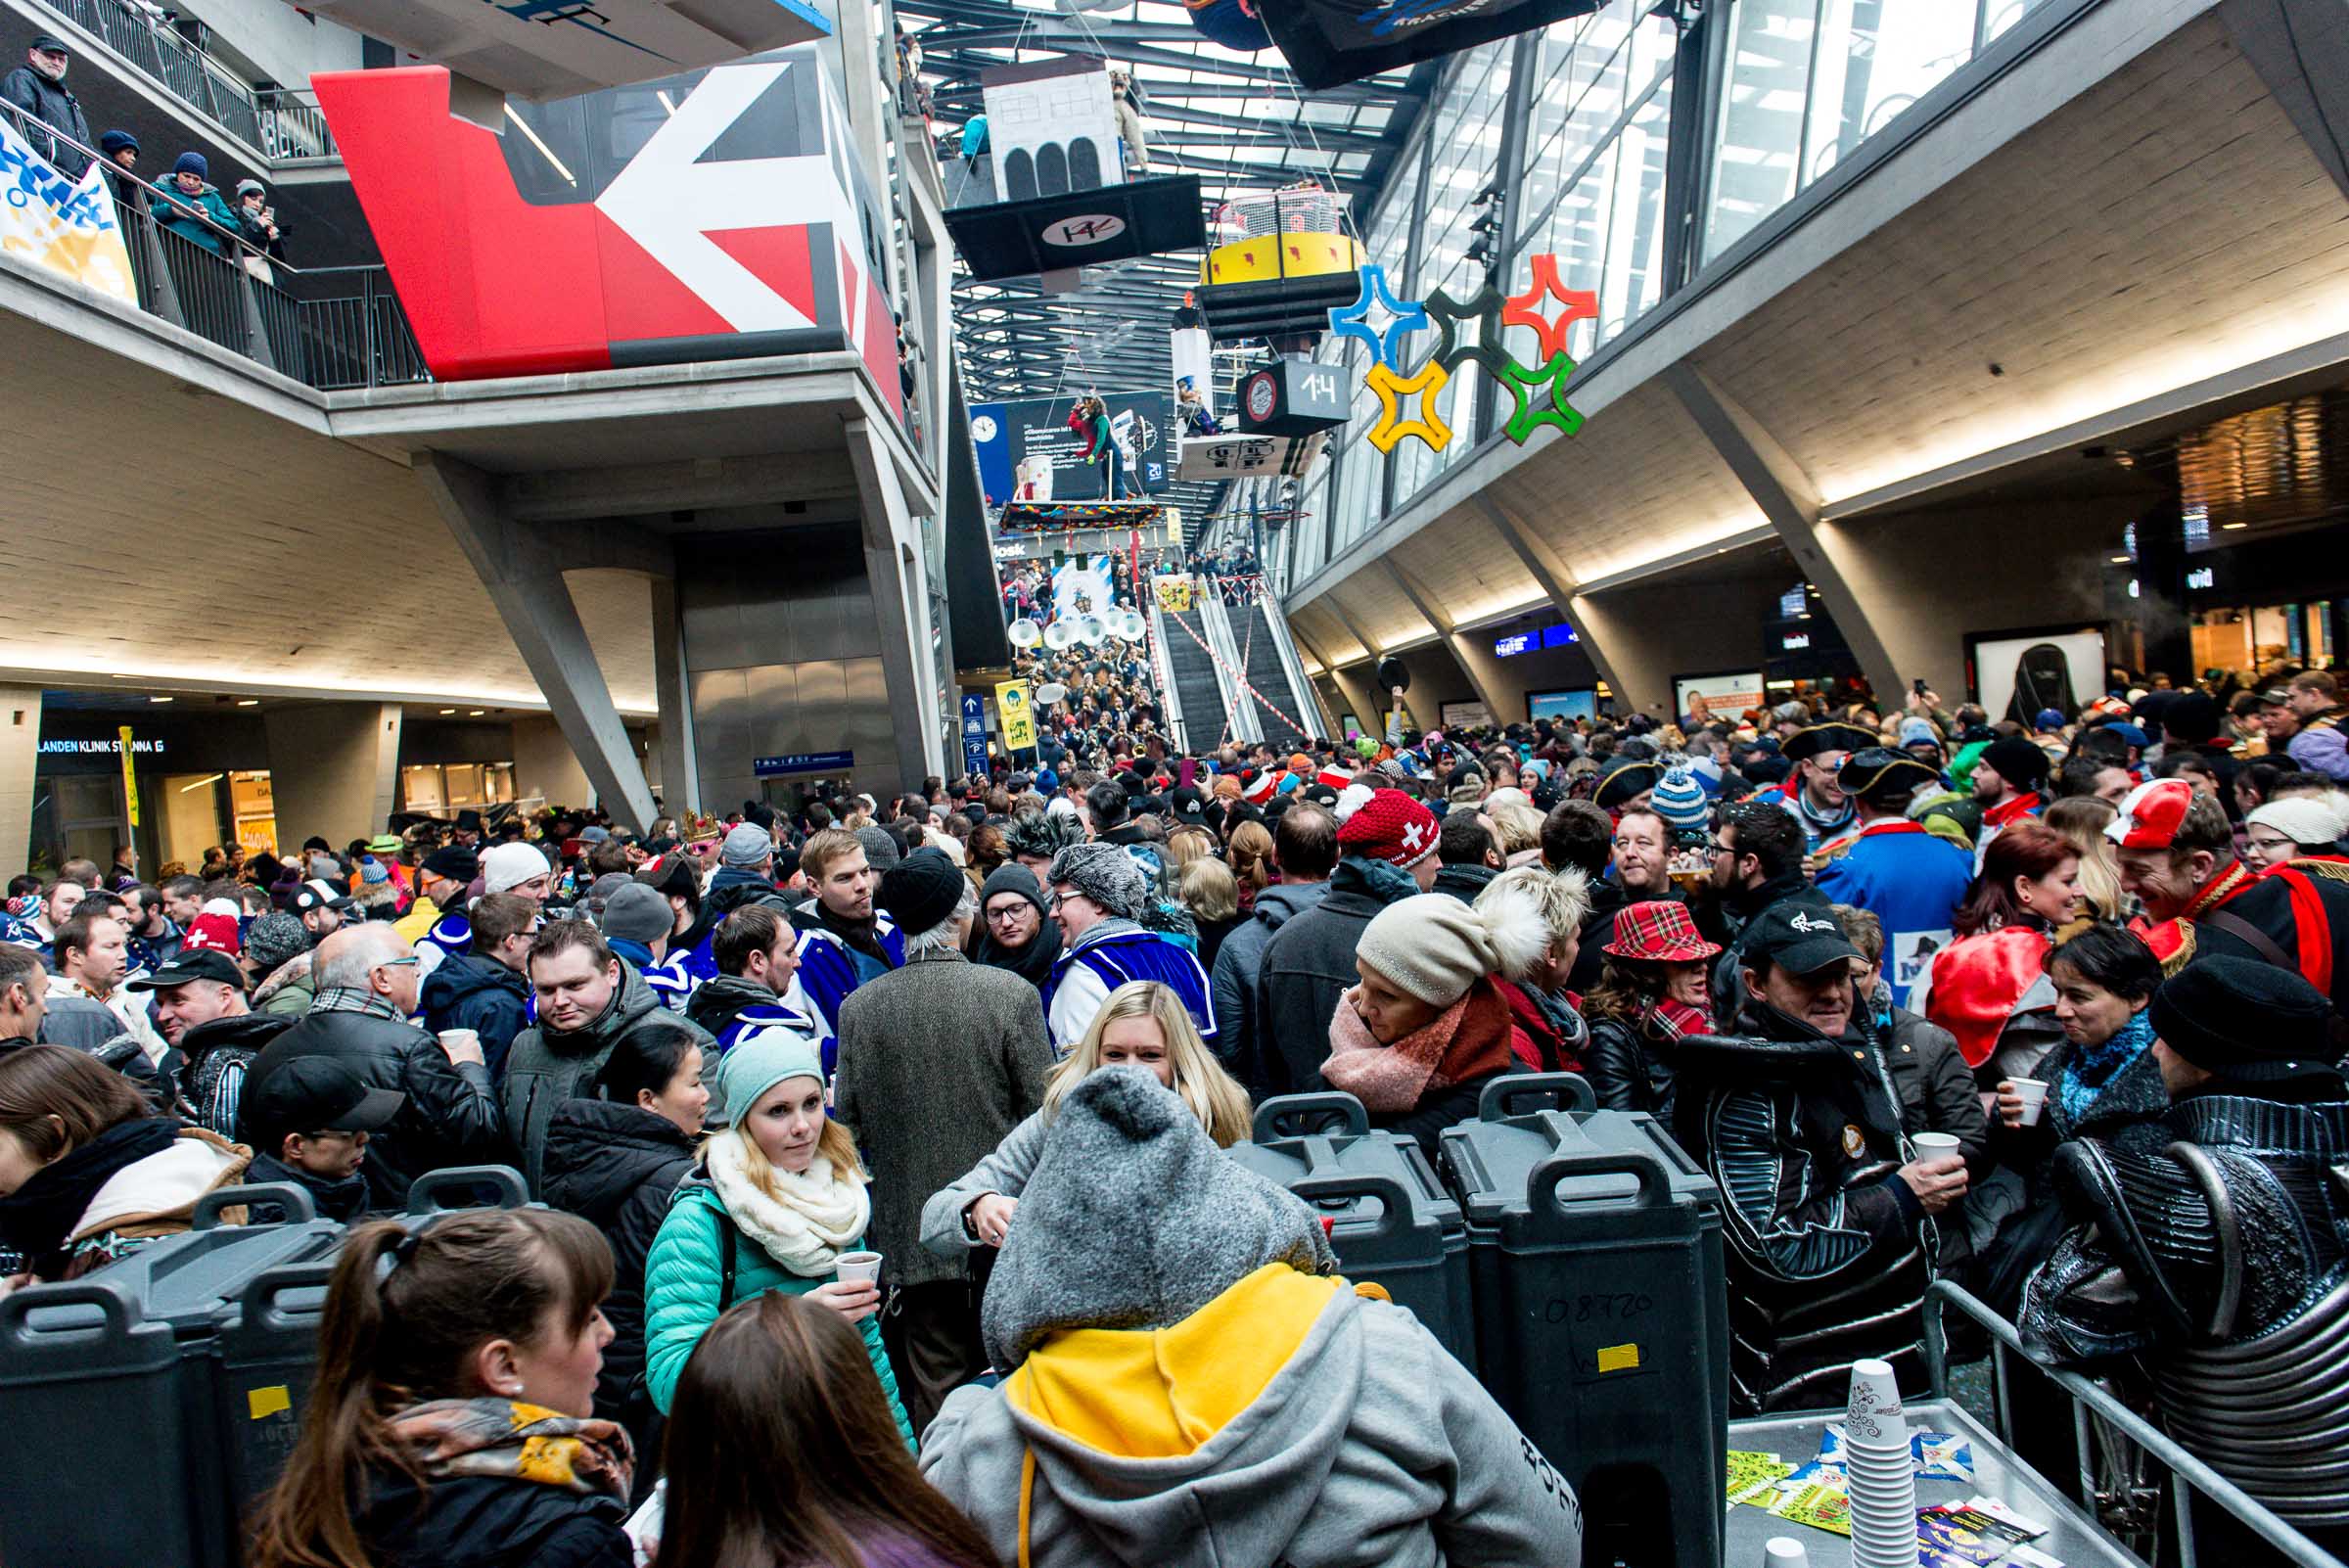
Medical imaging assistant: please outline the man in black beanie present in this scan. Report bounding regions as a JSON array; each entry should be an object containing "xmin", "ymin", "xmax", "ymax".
[
  {"xmin": 2025, "ymin": 955, "xmax": 2349, "ymax": 1556},
  {"xmin": 833, "ymin": 849, "xmax": 1051, "ymax": 1432},
  {"xmin": 1967, "ymin": 735, "xmax": 2050, "ymax": 868}
]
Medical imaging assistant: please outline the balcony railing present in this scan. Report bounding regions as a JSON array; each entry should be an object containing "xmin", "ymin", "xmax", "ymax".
[
  {"xmin": 6, "ymin": 101, "xmax": 425, "ymax": 392},
  {"xmin": 33, "ymin": 0, "xmax": 338, "ymax": 161}
]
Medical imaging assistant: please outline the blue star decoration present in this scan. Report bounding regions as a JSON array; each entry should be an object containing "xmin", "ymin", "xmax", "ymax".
[
  {"xmin": 1327, "ymin": 265, "xmax": 1430, "ymax": 373},
  {"xmin": 1499, "ymin": 350, "xmax": 1587, "ymax": 443}
]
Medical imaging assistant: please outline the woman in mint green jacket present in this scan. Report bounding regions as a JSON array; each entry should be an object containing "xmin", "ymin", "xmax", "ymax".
[{"xmin": 642, "ymin": 1027, "xmax": 914, "ymax": 1446}]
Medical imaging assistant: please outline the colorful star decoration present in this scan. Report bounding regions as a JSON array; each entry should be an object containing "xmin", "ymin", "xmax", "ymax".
[
  {"xmin": 1327, "ymin": 264, "xmax": 1430, "ymax": 372},
  {"xmin": 1500, "ymin": 253, "xmax": 1598, "ymax": 364},
  {"xmin": 1338, "ymin": 254, "xmax": 1590, "ymax": 454},
  {"xmin": 1364, "ymin": 358, "xmax": 1452, "ymax": 454}
]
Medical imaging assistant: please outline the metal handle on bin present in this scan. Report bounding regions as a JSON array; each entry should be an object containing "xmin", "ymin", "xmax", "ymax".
[
  {"xmin": 242, "ymin": 1259, "xmax": 336, "ymax": 1332},
  {"xmin": 1289, "ymin": 1173, "xmax": 1412, "ymax": 1245},
  {"xmin": 1528, "ymin": 1149, "xmax": 1669, "ymax": 1218},
  {"xmin": 1251, "ymin": 1091, "xmax": 1369, "ymax": 1143},
  {"xmin": 1477, "ymin": 1072, "xmax": 1596, "ymax": 1121},
  {"xmin": 194, "ymin": 1181, "xmax": 317, "ymax": 1229},
  {"xmin": 0, "ymin": 1276, "xmax": 134, "ymax": 1350},
  {"xmin": 405, "ymin": 1165, "xmax": 530, "ymax": 1214}
]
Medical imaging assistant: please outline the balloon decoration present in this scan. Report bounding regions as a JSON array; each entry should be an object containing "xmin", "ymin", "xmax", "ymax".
[
  {"xmin": 1008, "ymin": 618, "xmax": 1043, "ymax": 648},
  {"xmin": 1181, "ymin": 0, "xmax": 1272, "ymax": 51},
  {"xmin": 1343, "ymin": 254, "xmax": 1598, "ymax": 456}
]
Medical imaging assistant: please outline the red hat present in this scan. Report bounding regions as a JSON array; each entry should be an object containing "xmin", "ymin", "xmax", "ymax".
[
  {"xmin": 1241, "ymin": 767, "xmax": 1278, "ymax": 806},
  {"xmin": 2107, "ymin": 778, "xmax": 2194, "ymax": 850},
  {"xmin": 1601, "ymin": 899, "xmax": 1722, "ymax": 963},
  {"xmin": 1315, "ymin": 765, "xmax": 1354, "ymax": 792},
  {"xmin": 182, "ymin": 910, "xmax": 242, "ymax": 956},
  {"xmin": 1334, "ymin": 788, "xmax": 1440, "ymax": 868}
]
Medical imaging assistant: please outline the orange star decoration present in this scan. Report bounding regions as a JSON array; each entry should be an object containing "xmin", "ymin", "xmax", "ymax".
[
  {"xmin": 1364, "ymin": 359, "xmax": 1452, "ymax": 453},
  {"xmin": 1501, "ymin": 253, "xmax": 1598, "ymax": 364}
]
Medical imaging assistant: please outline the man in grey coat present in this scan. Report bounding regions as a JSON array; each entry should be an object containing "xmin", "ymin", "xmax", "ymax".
[{"xmin": 834, "ymin": 850, "xmax": 1052, "ymax": 1435}]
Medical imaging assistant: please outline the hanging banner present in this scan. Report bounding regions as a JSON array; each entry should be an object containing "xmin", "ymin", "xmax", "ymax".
[
  {"xmin": 1153, "ymin": 574, "xmax": 1195, "ymax": 614},
  {"xmin": 994, "ymin": 680, "xmax": 1037, "ymax": 751},
  {"xmin": 1262, "ymin": 0, "xmax": 1602, "ymax": 91},
  {"xmin": 117, "ymin": 726, "xmax": 139, "ymax": 828},
  {"xmin": 971, "ymin": 392, "xmax": 1173, "ymax": 505},
  {"xmin": 0, "ymin": 116, "xmax": 136, "ymax": 305}
]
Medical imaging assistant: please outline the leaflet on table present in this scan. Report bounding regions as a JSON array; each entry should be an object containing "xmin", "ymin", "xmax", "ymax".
[
  {"xmin": 1917, "ymin": 1499, "xmax": 2061, "ymax": 1568},
  {"xmin": 1725, "ymin": 1449, "xmax": 1796, "ymax": 1504},
  {"xmin": 1819, "ymin": 1422, "xmax": 1976, "ymax": 1481},
  {"xmin": 1764, "ymin": 1462, "xmax": 1852, "ymax": 1536}
]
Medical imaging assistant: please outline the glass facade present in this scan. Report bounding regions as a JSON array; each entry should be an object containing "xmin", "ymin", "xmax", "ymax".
[{"xmin": 1289, "ymin": 0, "xmax": 2066, "ymax": 583}]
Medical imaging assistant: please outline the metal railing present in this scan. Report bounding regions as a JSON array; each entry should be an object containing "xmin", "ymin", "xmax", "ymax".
[
  {"xmin": 5, "ymin": 100, "xmax": 425, "ymax": 391},
  {"xmin": 1923, "ymin": 1280, "xmax": 2347, "ymax": 1568},
  {"xmin": 32, "ymin": 0, "xmax": 338, "ymax": 161}
]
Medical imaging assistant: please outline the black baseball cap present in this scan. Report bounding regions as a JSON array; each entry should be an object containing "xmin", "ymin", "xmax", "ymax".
[
  {"xmin": 290, "ymin": 878, "xmax": 356, "ymax": 914},
  {"xmin": 126, "ymin": 948, "xmax": 247, "ymax": 992},
  {"xmin": 243, "ymin": 1057, "xmax": 403, "ymax": 1146},
  {"xmin": 1742, "ymin": 901, "xmax": 1861, "ymax": 978}
]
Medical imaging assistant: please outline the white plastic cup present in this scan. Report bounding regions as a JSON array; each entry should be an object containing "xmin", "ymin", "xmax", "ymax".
[
  {"xmin": 1911, "ymin": 1131, "xmax": 1961, "ymax": 1162},
  {"xmin": 1762, "ymin": 1538, "xmax": 1809, "ymax": 1566},
  {"xmin": 834, "ymin": 1250, "xmax": 883, "ymax": 1286},
  {"xmin": 1845, "ymin": 1358, "xmax": 1906, "ymax": 1443},
  {"xmin": 2009, "ymin": 1076, "xmax": 2050, "ymax": 1126},
  {"xmin": 438, "ymin": 1028, "xmax": 480, "ymax": 1053}
]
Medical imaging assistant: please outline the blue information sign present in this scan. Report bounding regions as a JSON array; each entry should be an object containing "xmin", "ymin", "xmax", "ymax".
[
  {"xmin": 961, "ymin": 693, "xmax": 990, "ymax": 775},
  {"xmin": 753, "ymin": 752, "xmax": 854, "ymax": 777}
]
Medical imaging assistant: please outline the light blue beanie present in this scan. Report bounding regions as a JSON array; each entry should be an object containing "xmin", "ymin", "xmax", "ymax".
[{"xmin": 716, "ymin": 1025, "xmax": 824, "ymax": 1125}]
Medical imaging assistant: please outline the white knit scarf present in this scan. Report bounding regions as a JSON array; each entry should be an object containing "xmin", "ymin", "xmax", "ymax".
[{"xmin": 705, "ymin": 1128, "xmax": 870, "ymax": 1277}]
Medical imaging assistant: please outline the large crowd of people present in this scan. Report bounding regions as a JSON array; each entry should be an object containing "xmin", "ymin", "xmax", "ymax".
[{"xmin": 0, "ymin": 656, "xmax": 2344, "ymax": 1563}]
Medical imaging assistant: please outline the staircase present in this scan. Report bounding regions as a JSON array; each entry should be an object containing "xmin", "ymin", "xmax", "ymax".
[{"xmin": 1157, "ymin": 600, "xmax": 1237, "ymax": 752}]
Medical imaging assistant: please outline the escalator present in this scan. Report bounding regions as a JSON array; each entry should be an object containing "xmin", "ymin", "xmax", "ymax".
[
  {"xmin": 1232, "ymin": 600, "xmax": 1316, "ymax": 749},
  {"xmin": 1158, "ymin": 602, "xmax": 1235, "ymax": 752}
]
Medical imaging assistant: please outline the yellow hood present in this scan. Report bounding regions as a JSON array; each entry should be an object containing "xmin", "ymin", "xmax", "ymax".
[{"xmin": 1005, "ymin": 1264, "xmax": 1357, "ymax": 1457}]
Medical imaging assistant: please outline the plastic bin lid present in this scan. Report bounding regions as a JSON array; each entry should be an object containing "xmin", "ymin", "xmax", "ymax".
[
  {"xmin": 0, "ymin": 1273, "xmax": 180, "ymax": 1380},
  {"xmin": 1440, "ymin": 1076, "xmax": 1715, "ymax": 1233},
  {"xmin": 1240, "ymin": 1092, "xmax": 1464, "ymax": 1241}
]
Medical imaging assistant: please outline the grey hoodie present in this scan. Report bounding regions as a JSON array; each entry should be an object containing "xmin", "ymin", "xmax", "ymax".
[{"xmin": 916, "ymin": 1069, "xmax": 1579, "ymax": 1568}]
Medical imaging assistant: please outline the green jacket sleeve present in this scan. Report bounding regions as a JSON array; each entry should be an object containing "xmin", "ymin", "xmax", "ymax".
[
  {"xmin": 641, "ymin": 1192, "xmax": 723, "ymax": 1414},
  {"xmin": 860, "ymin": 1312, "xmax": 918, "ymax": 1452}
]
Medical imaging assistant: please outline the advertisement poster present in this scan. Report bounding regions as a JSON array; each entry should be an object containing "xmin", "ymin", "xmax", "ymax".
[
  {"xmin": 1529, "ymin": 688, "xmax": 1597, "ymax": 725},
  {"xmin": 971, "ymin": 392, "xmax": 1172, "ymax": 504},
  {"xmin": 994, "ymin": 680, "xmax": 1036, "ymax": 751},
  {"xmin": 1440, "ymin": 700, "xmax": 1492, "ymax": 730},
  {"xmin": 1970, "ymin": 628, "xmax": 2105, "ymax": 727},
  {"xmin": 1673, "ymin": 671, "xmax": 1767, "ymax": 720}
]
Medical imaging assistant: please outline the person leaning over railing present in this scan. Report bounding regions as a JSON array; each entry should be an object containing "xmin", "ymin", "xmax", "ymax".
[{"xmin": 149, "ymin": 150, "xmax": 240, "ymax": 255}]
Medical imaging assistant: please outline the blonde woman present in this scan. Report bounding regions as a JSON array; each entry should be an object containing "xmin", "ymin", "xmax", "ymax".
[
  {"xmin": 1178, "ymin": 855, "xmax": 1245, "ymax": 971},
  {"xmin": 919, "ymin": 980, "xmax": 1250, "ymax": 1255},
  {"xmin": 1226, "ymin": 817, "xmax": 1275, "ymax": 912},
  {"xmin": 642, "ymin": 1027, "xmax": 914, "ymax": 1443},
  {"xmin": 2043, "ymin": 796, "xmax": 2134, "ymax": 930},
  {"xmin": 1163, "ymin": 826, "xmax": 1218, "ymax": 879},
  {"xmin": 1484, "ymin": 799, "xmax": 1548, "ymax": 867}
]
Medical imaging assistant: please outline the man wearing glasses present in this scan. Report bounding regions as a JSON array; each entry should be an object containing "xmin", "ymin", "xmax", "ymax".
[{"xmin": 238, "ymin": 923, "xmax": 506, "ymax": 1207}]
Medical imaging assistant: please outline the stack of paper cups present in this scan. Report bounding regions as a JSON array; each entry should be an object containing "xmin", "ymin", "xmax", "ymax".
[{"xmin": 1842, "ymin": 1358, "xmax": 1918, "ymax": 1568}]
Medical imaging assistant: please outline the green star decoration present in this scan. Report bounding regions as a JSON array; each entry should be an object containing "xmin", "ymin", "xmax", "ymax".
[{"xmin": 1500, "ymin": 351, "xmax": 1586, "ymax": 443}]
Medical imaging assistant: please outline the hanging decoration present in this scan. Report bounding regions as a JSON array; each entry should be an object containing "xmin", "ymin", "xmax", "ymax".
[{"xmin": 1349, "ymin": 254, "xmax": 1598, "ymax": 454}]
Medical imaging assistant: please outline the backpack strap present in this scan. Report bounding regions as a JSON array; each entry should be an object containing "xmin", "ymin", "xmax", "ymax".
[{"xmin": 714, "ymin": 1203, "xmax": 740, "ymax": 1313}]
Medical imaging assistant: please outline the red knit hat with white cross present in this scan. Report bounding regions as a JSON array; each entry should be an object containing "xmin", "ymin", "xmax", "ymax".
[{"xmin": 1334, "ymin": 788, "xmax": 1441, "ymax": 868}]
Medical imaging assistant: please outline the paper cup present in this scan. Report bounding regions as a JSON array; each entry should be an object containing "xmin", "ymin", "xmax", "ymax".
[
  {"xmin": 1762, "ymin": 1538, "xmax": 1810, "ymax": 1566},
  {"xmin": 834, "ymin": 1250, "xmax": 882, "ymax": 1286},
  {"xmin": 1845, "ymin": 1358, "xmax": 1906, "ymax": 1441},
  {"xmin": 1911, "ymin": 1131, "xmax": 1961, "ymax": 1161},
  {"xmin": 2009, "ymin": 1076, "xmax": 2050, "ymax": 1127},
  {"xmin": 438, "ymin": 1028, "xmax": 480, "ymax": 1052}
]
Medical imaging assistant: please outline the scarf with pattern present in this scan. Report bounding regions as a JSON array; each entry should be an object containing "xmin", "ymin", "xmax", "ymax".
[
  {"xmin": 2055, "ymin": 1008, "xmax": 2155, "ymax": 1126},
  {"xmin": 706, "ymin": 1124, "xmax": 870, "ymax": 1276},
  {"xmin": 1322, "ymin": 981, "xmax": 1521, "ymax": 1112},
  {"xmin": 388, "ymin": 1399, "xmax": 632, "ymax": 1502}
]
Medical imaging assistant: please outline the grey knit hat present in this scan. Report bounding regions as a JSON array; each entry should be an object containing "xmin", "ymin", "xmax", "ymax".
[
  {"xmin": 1044, "ymin": 842, "xmax": 1149, "ymax": 920},
  {"xmin": 982, "ymin": 1068, "xmax": 1337, "ymax": 1370},
  {"xmin": 585, "ymin": 872, "xmax": 635, "ymax": 914},
  {"xmin": 243, "ymin": 911, "xmax": 309, "ymax": 972},
  {"xmin": 853, "ymin": 824, "xmax": 900, "ymax": 871},
  {"xmin": 719, "ymin": 822, "xmax": 773, "ymax": 869},
  {"xmin": 599, "ymin": 882, "xmax": 673, "ymax": 945}
]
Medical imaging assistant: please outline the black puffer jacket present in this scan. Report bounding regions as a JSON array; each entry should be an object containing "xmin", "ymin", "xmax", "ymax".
[
  {"xmin": 238, "ymin": 1010, "xmax": 507, "ymax": 1209},
  {"xmin": 1257, "ymin": 855, "xmax": 1420, "ymax": 1095},
  {"xmin": 541, "ymin": 1099, "xmax": 697, "ymax": 1424},
  {"xmin": 504, "ymin": 965, "xmax": 707, "ymax": 1197},
  {"xmin": 1673, "ymin": 993, "xmax": 1929, "ymax": 1415},
  {"xmin": 356, "ymin": 1467, "xmax": 629, "ymax": 1568}
]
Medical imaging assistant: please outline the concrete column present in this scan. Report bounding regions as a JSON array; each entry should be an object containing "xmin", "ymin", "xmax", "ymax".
[
  {"xmin": 1663, "ymin": 363, "xmax": 1907, "ymax": 703},
  {"xmin": 0, "ymin": 687, "xmax": 41, "ymax": 873},
  {"xmin": 846, "ymin": 417, "xmax": 948, "ymax": 786},
  {"xmin": 263, "ymin": 703, "xmax": 403, "ymax": 845},
  {"xmin": 416, "ymin": 453, "xmax": 660, "ymax": 833},
  {"xmin": 510, "ymin": 716, "xmax": 595, "ymax": 813},
  {"xmin": 648, "ymin": 575, "xmax": 700, "ymax": 817},
  {"xmin": 1474, "ymin": 493, "xmax": 1649, "ymax": 718},
  {"xmin": 1563, "ymin": 594, "xmax": 1679, "ymax": 718},
  {"xmin": 1382, "ymin": 559, "xmax": 1516, "ymax": 729},
  {"xmin": 1289, "ymin": 623, "xmax": 1379, "ymax": 739}
]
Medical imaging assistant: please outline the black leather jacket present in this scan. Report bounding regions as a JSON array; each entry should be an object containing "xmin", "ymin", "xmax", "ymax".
[
  {"xmin": 237, "ymin": 1010, "xmax": 507, "ymax": 1208},
  {"xmin": 1584, "ymin": 1011, "xmax": 1679, "ymax": 1125}
]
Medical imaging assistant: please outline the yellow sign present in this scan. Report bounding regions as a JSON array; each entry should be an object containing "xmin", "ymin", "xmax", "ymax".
[
  {"xmin": 118, "ymin": 726, "xmax": 139, "ymax": 829},
  {"xmin": 1153, "ymin": 575, "xmax": 1193, "ymax": 614},
  {"xmin": 1595, "ymin": 1342, "xmax": 1641, "ymax": 1374},
  {"xmin": 994, "ymin": 681, "xmax": 1036, "ymax": 751}
]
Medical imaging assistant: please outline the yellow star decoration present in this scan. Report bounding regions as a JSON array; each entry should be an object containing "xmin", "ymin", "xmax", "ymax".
[{"xmin": 1364, "ymin": 358, "xmax": 1452, "ymax": 454}]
